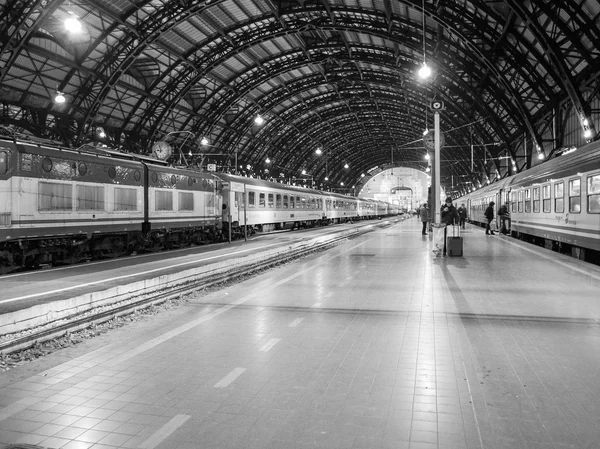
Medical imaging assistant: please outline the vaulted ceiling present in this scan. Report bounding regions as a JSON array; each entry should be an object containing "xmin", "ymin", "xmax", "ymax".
[{"xmin": 1, "ymin": 0, "xmax": 599, "ymax": 193}]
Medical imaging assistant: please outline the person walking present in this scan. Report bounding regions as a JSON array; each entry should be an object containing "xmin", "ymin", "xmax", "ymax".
[
  {"xmin": 457, "ymin": 203, "xmax": 467, "ymax": 229},
  {"xmin": 484, "ymin": 201, "xmax": 496, "ymax": 235},
  {"xmin": 419, "ymin": 203, "xmax": 429, "ymax": 235}
]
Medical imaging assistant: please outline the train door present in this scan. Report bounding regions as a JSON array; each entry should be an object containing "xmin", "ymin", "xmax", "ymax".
[{"xmin": 0, "ymin": 148, "xmax": 12, "ymax": 228}]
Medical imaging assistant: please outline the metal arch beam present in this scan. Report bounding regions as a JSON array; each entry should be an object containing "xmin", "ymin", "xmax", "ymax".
[
  {"xmin": 424, "ymin": 3, "xmax": 547, "ymax": 161},
  {"xmin": 0, "ymin": 0, "xmax": 59, "ymax": 87},
  {"xmin": 69, "ymin": 1, "xmax": 225, "ymax": 143},
  {"xmin": 136, "ymin": 4, "xmax": 525, "ymax": 147},
  {"xmin": 505, "ymin": 0, "xmax": 597, "ymax": 140},
  {"xmin": 192, "ymin": 41, "xmax": 513, "ymax": 135},
  {"xmin": 230, "ymin": 77, "xmax": 502, "ymax": 178},
  {"xmin": 202, "ymin": 48, "xmax": 512, "ymax": 159}
]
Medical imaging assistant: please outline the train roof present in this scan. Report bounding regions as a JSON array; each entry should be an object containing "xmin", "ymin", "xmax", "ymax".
[
  {"xmin": 508, "ymin": 138, "xmax": 600, "ymax": 188},
  {"xmin": 1, "ymin": 138, "xmax": 169, "ymax": 166}
]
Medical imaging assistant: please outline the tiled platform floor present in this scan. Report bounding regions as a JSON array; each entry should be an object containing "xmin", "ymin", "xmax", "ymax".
[{"xmin": 1, "ymin": 217, "xmax": 599, "ymax": 449}]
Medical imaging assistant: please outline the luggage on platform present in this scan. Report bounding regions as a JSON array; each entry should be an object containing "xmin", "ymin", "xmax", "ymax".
[{"xmin": 446, "ymin": 225, "xmax": 463, "ymax": 257}]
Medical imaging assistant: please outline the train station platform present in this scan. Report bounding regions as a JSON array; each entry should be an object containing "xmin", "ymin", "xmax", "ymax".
[{"xmin": 1, "ymin": 216, "xmax": 599, "ymax": 449}]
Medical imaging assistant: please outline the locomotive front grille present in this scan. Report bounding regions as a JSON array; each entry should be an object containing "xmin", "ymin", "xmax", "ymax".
[{"xmin": 0, "ymin": 213, "xmax": 11, "ymax": 227}]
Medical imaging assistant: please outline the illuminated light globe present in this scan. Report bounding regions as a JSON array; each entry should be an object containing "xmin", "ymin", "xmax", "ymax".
[
  {"xmin": 418, "ymin": 62, "xmax": 431, "ymax": 79},
  {"xmin": 54, "ymin": 92, "xmax": 66, "ymax": 103},
  {"xmin": 65, "ymin": 16, "xmax": 82, "ymax": 33}
]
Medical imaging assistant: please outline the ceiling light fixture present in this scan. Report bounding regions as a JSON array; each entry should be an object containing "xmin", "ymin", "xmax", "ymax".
[
  {"xmin": 64, "ymin": 14, "xmax": 82, "ymax": 33},
  {"xmin": 417, "ymin": 0, "xmax": 431, "ymax": 79},
  {"xmin": 54, "ymin": 91, "xmax": 66, "ymax": 103}
]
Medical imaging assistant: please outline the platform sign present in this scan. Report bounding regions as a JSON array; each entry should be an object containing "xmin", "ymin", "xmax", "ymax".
[
  {"xmin": 223, "ymin": 181, "xmax": 245, "ymax": 193},
  {"xmin": 207, "ymin": 163, "xmax": 216, "ymax": 172}
]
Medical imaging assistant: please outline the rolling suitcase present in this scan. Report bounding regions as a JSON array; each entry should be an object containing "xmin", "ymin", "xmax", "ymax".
[{"xmin": 446, "ymin": 225, "xmax": 463, "ymax": 257}]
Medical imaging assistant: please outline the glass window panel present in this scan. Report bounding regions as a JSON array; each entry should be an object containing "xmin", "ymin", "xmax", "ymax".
[
  {"xmin": 155, "ymin": 190, "xmax": 173, "ymax": 211},
  {"xmin": 283, "ymin": 195, "xmax": 288, "ymax": 208},
  {"xmin": 248, "ymin": 191, "xmax": 255, "ymax": 207},
  {"xmin": 587, "ymin": 175, "xmax": 600, "ymax": 213},
  {"xmin": 588, "ymin": 175, "xmax": 600, "ymax": 194},
  {"xmin": 569, "ymin": 178, "xmax": 580, "ymax": 196},
  {"xmin": 259, "ymin": 193, "xmax": 265, "ymax": 207},
  {"xmin": 268, "ymin": 193, "xmax": 274, "ymax": 208},
  {"xmin": 0, "ymin": 151, "xmax": 8, "ymax": 174},
  {"xmin": 276, "ymin": 194, "xmax": 282, "ymax": 208},
  {"xmin": 569, "ymin": 179, "xmax": 580, "ymax": 213},
  {"xmin": 533, "ymin": 187, "xmax": 540, "ymax": 213},
  {"xmin": 77, "ymin": 185, "xmax": 105, "ymax": 210},
  {"xmin": 115, "ymin": 188, "xmax": 137, "ymax": 211},
  {"xmin": 178, "ymin": 192, "xmax": 193, "ymax": 211},
  {"xmin": 39, "ymin": 182, "xmax": 72, "ymax": 211}
]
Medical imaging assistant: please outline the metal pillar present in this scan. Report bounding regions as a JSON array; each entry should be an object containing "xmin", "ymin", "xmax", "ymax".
[{"xmin": 433, "ymin": 111, "xmax": 441, "ymax": 224}]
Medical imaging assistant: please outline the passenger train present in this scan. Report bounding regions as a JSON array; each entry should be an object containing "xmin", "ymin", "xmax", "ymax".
[
  {"xmin": 0, "ymin": 138, "xmax": 399, "ymax": 274},
  {"xmin": 457, "ymin": 138, "xmax": 600, "ymax": 264}
]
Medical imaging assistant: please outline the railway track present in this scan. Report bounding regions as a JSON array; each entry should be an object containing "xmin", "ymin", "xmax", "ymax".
[{"xmin": 0, "ymin": 219, "xmax": 399, "ymax": 356}]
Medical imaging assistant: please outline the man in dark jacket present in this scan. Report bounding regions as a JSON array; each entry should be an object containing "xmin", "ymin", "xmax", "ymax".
[
  {"xmin": 484, "ymin": 201, "xmax": 496, "ymax": 235},
  {"xmin": 498, "ymin": 202, "xmax": 510, "ymax": 234},
  {"xmin": 438, "ymin": 197, "xmax": 459, "ymax": 255}
]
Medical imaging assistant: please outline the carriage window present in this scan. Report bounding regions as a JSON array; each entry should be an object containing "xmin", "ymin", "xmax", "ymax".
[
  {"xmin": 554, "ymin": 181, "xmax": 564, "ymax": 213},
  {"xmin": 296, "ymin": 196, "xmax": 301, "ymax": 208},
  {"xmin": 311, "ymin": 198, "xmax": 316, "ymax": 209},
  {"xmin": 259, "ymin": 193, "xmax": 265, "ymax": 208},
  {"xmin": 524, "ymin": 189, "xmax": 531, "ymax": 213},
  {"xmin": 569, "ymin": 178, "xmax": 581, "ymax": 213},
  {"xmin": 155, "ymin": 190, "xmax": 173, "ymax": 211},
  {"xmin": 248, "ymin": 191, "xmax": 256, "ymax": 208},
  {"xmin": 301, "ymin": 197, "xmax": 306, "ymax": 208},
  {"xmin": 275, "ymin": 194, "xmax": 282, "ymax": 208},
  {"xmin": 115, "ymin": 188, "xmax": 137, "ymax": 211},
  {"xmin": 0, "ymin": 151, "xmax": 8, "ymax": 174},
  {"xmin": 587, "ymin": 175, "xmax": 600, "ymax": 213},
  {"xmin": 268, "ymin": 194, "xmax": 274, "ymax": 208},
  {"xmin": 518, "ymin": 190, "xmax": 523, "ymax": 213},
  {"xmin": 289, "ymin": 196, "xmax": 295, "ymax": 209},
  {"xmin": 39, "ymin": 182, "xmax": 73, "ymax": 211},
  {"xmin": 178, "ymin": 192, "xmax": 193, "ymax": 211},
  {"xmin": 542, "ymin": 185, "xmax": 551, "ymax": 213},
  {"xmin": 77, "ymin": 185, "xmax": 105, "ymax": 211},
  {"xmin": 511, "ymin": 191, "xmax": 517, "ymax": 213},
  {"xmin": 533, "ymin": 187, "xmax": 540, "ymax": 213},
  {"xmin": 283, "ymin": 195, "xmax": 288, "ymax": 209}
]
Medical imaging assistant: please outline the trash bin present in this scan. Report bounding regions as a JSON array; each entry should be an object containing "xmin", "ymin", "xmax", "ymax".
[{"xmin": 432, "ymin": 223, "xmax": 446, "ymax": 256}]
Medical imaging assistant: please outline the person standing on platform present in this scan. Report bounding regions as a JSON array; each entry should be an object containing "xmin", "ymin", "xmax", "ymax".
[
  {"xmin": 438, "ymin": 197, "xmax": 459, "ymax": 256},
  {"xmin": 419, "ymin": 203, "xmax": 429, "ymax": 235},
  {"xmin": 484, "ymin": 201, "xmax": 496, "ymax": 235},
  {"xmin": 498, "ymin": 202, "xmax": 510, "ymax": 234},
  {"xmin": 457, "ymin": 203, "xmax": 467, "ymax": 229}
]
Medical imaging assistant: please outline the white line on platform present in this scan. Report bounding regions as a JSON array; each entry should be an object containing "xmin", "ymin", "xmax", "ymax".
[
  {"xmin": 289, "ymin": 318, "xmax": 304, "ymax": 327},
  {"xmin": 0, "ymin": 243, "xmax": 282, "ymax": 305},
  {"xmin": 139, "ymin": 414, "xmax": 191, "ymax": 449},
  {"xmin": 259, "ymin": 338, "xmax": 280, "ymax": 352},
  {"xmin": 214, "ymin": 367, "xmax": 246, "ymax": 388}
]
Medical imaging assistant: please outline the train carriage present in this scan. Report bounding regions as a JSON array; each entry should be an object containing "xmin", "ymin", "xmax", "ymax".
[
  {"xmin": 0, "ymin": 140, "xmax": 147, "ymax": 270},
  {"xmin": 145, "ymin": 164, "xmax": 222, "ymax": 246},
  {"xmin": 215, "ymin": 173, "xmax": 325, "ymax": 237},
  {"xmin": 459, "ymin": 138, "xmax": 600, "ymax": 263},
  {"xmin": 323, "ymin": 191, "xmax": 359, "ymax": 224}
]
